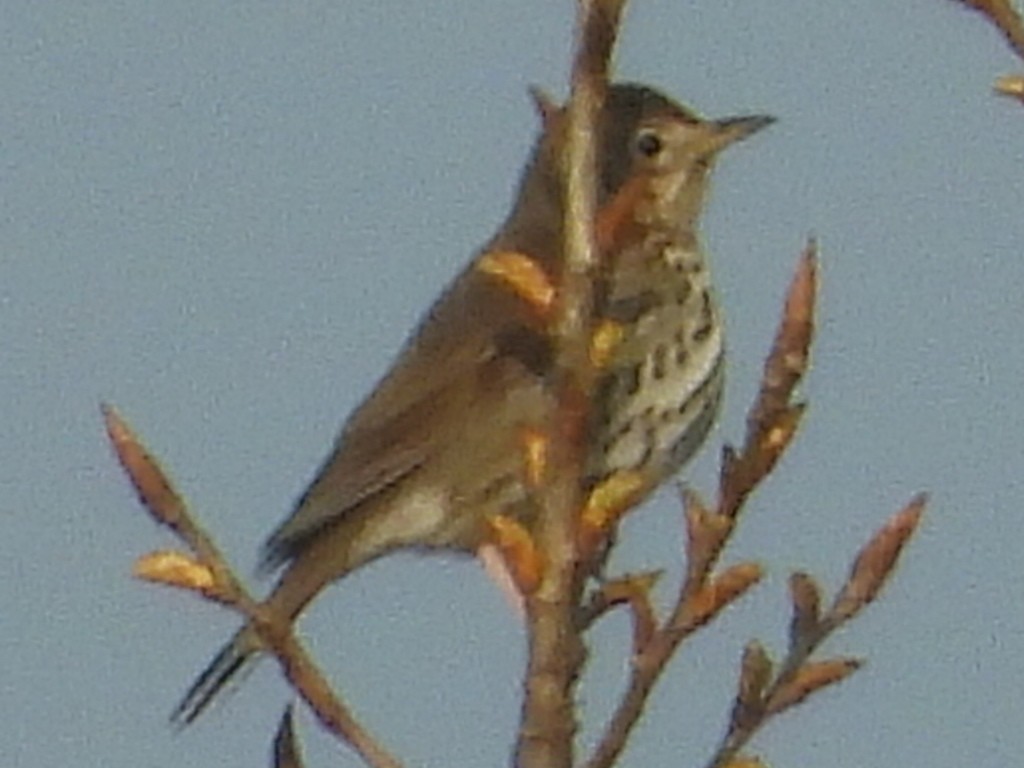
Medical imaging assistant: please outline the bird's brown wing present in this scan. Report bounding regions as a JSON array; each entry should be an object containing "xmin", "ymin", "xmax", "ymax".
[{"xmin": 261, "ymin": 262, "xmax": 548, "ymax": 567}]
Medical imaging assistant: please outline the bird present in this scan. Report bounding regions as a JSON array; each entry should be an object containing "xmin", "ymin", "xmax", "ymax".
[
  {"xmin": 581, "ymin": 92, "xmax": 773, "ymax": 526},
  {"xmin": 172, "ymin": 82, "xmax": 773, "ymax": 724}
]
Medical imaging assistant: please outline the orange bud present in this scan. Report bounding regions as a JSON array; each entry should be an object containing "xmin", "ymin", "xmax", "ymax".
[
  {"xmin": 486, "ymin": 515, "xmax": 544, "ymax": 595},
  {"xmin": 476, "ymin": 251, "xmax": 555, "ymax": 315},
  {"xmin": 520, "ymin": 427, "xmax": 549, "ymax": 489},
  {"xmin": 133, "ymin": 550, "xmax": 222, "ymax": 599},
  {"xmin": 589, "ymin": 319, "xmax": 625, "ymax": 369},
  {"xmin": 766, "ymin": 658, "xmax": 862, "ymax": 715}
]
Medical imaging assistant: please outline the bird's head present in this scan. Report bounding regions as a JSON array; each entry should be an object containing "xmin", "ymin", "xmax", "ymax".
[{"xmin": 495, "ymin": 82, "xmax": 773, "ymax": 260}]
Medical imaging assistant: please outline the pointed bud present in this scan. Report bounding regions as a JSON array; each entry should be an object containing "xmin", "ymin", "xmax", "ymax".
[
  {"xmin": 103, "ymin": 404, "xmax": 187, "ymax": 531},
  {"xmin": 766, "ymin": 658, "xmax": 862, "ymax": 715},
  {"xmin": 133, "ymin": 550, "xmax": 225, "ymax": 601},
  {"xmin": 486, "ymin": 515, "xmax": 544, "ymax": 595},
  {"xmin": 788, "ymin": 571, "xmax": 822, "ymax": 652},
  {"xmin": 734, "ymin": 640, "xmax": 773, "ymax": 725},
  {"xmin": 831, "ymin": 495, "xmax": 925, "ymax": 624},
  {"xmin": 599, "ymin": 571, "xmax": 663, "ymax": 653},
  {"xmin": 682, "ymin": 562, "xmax": 762, "ymax": 630}
]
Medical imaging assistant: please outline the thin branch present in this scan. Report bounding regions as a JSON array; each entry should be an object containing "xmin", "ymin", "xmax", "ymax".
[
  {"xmin": 266, "ymin": 627, "xmax": 402, "ymax": 768},
  {"xmin": 515, "ymin": 2, "xmax": 626, "ymax": 768},
  {"xmin": 720, "ymin": 241, "xmax": 817, "ymax": 520},
  {"xmin": 103, "ymin": 403, "xmax": 247, "ymax": 605},
  {"xmin": 948, "ymin": 0, "xmax": 1024, "ymax": 101},
  {"xmin": 103, "ymin": 405, "xmax": 401, "ymax": 768},
  {"xmin": 705, "ymin": 496, "xmax": 925, "ymax": 768},
  {"xmin": 950, "ymin": 0, "xmax": 1024, "ymax": 61}
]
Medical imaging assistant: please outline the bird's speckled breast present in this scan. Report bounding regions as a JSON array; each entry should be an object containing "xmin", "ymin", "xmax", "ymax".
[{"xmin": 590, "ymin": 236, "xmax": 725, "ymax": 486}]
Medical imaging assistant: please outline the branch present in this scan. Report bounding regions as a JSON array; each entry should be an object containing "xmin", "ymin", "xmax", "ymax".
[
  {"xmin": 947, "ymin": 0, "xmax": 1024, "ymax": 103},
  {"xmin": 515, "ymin": 2, "xmax": 627, "ymax": 767},
  {"xmin": 705, "ymin": 496, "xmax": 926, "ymax": 768},
  {"xmin": 585, "ymin": 244, "xmax": 817, "ymax": 768},
  {"xmin": 994, "ymin": 73, "xmax": 1024, "ymax": 103},
  {"xmin": 950, "ymin": 0, "xmax": 1024, "ymax": 62},
  {"xmin": 103, "ymin": 405, "xmax": 401, "ymax": 768}
]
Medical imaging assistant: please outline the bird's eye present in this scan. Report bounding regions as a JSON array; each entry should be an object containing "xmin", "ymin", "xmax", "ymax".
[{"xmin": 634, "ymin": 129, "xmax": 664, "ymax": 159}]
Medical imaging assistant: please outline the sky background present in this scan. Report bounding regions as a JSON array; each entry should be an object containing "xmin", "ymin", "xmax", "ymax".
[{"xmin": 4, "ymin": 1, "xmax": 1024, "ymax": 766}]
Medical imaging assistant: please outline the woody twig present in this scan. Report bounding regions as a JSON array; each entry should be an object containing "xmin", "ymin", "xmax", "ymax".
[
  {"xmin": 515, "ymin": 2, "xmax": 627, "ymax": 768},
  {"xmin": 103, "ymin": 405, "xmax": 400, "ymax": 768},
  {"xmin": 949, "ymin": 0, "xmax": 1024, "ymax": 103},
  {"xmin": 705, "ymin": 495, "xmax": 924, "ymax": 768}
]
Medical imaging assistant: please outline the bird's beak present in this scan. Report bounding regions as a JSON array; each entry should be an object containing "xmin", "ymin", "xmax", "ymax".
[{"xmin": 701, "ymin": 114, "xmax": 776, "ymax": 155}]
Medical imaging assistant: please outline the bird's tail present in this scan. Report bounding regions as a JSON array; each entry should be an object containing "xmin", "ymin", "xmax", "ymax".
[{"xmin": 171, "ymin": 625, "xmax": 261, "ymax": 726}]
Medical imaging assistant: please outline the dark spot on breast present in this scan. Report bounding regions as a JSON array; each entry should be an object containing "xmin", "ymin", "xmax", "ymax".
[
  {"xmin": 674, "ymin": 281, "xmax": 692, "ymax": 306},
  {"xmin": 651, "ymin": 344, "xmax": 668, "ymax": 380},
  {"xmin": 638, "ymin": 426, "xmax": 656, "ymax": 466},
  {"xmin": 676, "ymin": 354, "xmax": 724, "ymax": 416},
  {"xmin": 606, "ymin": 291, "xmax": 660, "ymax": 324},
  {"xmin": 620, "ymin": 363, "xmax": 642, "ymax": 397},
  {"xmin": 691, "ymin": 289, "xmax": 714, "ymax": 342},
  {"xmin": 594, "ymin": 361, "xmax": 643, "ymax": 431},
  {"xmin": 615, "ymin": 420, "xmax": 637, "ymax": 440}
]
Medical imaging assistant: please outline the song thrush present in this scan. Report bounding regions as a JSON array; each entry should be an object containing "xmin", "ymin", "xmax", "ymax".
[{"xmin": 173, "ymin": 83, "xmax": 772, "ymax": 723}]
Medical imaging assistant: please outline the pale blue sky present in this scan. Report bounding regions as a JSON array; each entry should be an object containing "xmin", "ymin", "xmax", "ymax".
[{"xmin": 4, "ymin": 2, "xmax": 1024, "ymax": 766}]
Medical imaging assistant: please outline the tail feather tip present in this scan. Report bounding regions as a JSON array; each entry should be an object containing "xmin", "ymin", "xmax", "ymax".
[{"xmin": 171, "ymin": 631, "xmax": 255, "ymax": 727}]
